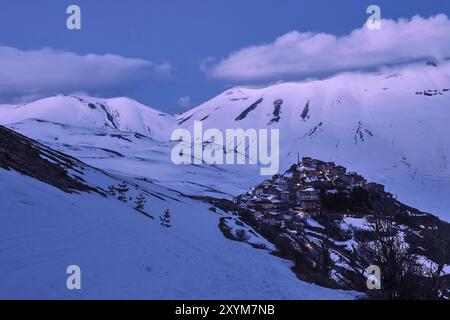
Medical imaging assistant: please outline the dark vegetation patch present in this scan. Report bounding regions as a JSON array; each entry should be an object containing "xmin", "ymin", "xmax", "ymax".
[
  {"xmin": 268, "ymin": 99, "xmax": 283, "ymax": 124},
  {"xmin": 235, "ymin": 98, "xmax": 264, "ymax": 121},
  {"xmin": 304, "ymin": 122, "xmax": 323, "ymax": 137},
  {"xmin": 109, "ymin": 134, "xmax": 132, "ymax": 142},
  {"xmin": 177, "ymin": 114, "xmax": 194, "ymax": 125},
  {"xmin": 301, "ymin": 100, "xmax": 311, "ymax": 121}
]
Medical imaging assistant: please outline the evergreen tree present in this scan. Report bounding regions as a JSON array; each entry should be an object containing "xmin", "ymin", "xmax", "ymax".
[
  {"xmin": 160, "ymin": 209, "xmax": 172, "ymax": 228},
  {"xmin": 134, "ymin": 194, "xmax": 146, "ymax": 211},
  {"xmin": 116, "ymin": 182, "xmax": 129, "ymax": 202},
  {"xmin": 107, "ymin": 185, "xmax": 116, "ymax": 196}
]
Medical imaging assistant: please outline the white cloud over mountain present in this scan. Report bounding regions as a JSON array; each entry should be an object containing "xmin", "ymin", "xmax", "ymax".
[
  {"xmin": 0, "ymin": 46, "xmax": 173, "ymax": 103},
  {"xmin": 205, "ymin": 14, "xmax": 450, "ymax": 82}
]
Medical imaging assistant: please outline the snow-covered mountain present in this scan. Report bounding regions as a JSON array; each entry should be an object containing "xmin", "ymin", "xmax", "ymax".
[
  {"xmin": 175, "ymin": 61, "xmax": 450, "ymax": 220},
  {"xmin": 1, "ymin": 61, "xmax": 450, "ymax": 221},
  {"xmin": 0, "ymin": 95, "xmax": 174, "ymax": 141}
]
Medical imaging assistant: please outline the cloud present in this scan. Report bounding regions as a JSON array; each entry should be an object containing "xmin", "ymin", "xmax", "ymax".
[
  {"xmin": 177, "ymin": 96, "xmax": 191, "ymax": 109},
  {"xmin": 0, "ymin": 46, "xmax": 173, "ymax": 103},
  {"xmin": 205, "ymin": 14, "xmax": 450, "ymax": 82}
]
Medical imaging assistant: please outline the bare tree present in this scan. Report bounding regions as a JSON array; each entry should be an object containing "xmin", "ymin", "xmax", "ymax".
[
  {"xmin": 423, "ymin": 226, "xmax": 449, "ymax": 299},
  {"xmin": 355, "ymin": 214, "xmax": 424, "ymax": 299},
  {"xmin": 318, "ymin": 240, "xmax": 334, "ymax": 275}
]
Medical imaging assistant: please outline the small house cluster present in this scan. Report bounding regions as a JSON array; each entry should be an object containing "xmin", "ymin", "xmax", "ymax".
[{"xmin": 235, "ymin": 157, "xmax": 385, "ymax": 227}]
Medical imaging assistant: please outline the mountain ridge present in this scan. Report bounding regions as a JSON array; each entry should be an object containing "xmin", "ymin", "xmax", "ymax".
[{"xmin": 1, "ymin": 61, "xmax": 450, "ymax": 220}]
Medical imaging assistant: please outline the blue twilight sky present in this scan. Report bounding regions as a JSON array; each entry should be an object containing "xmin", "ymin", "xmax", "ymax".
[{"xmin": 0, "ymin": 0, "xmax": 449, "ymax": 113}]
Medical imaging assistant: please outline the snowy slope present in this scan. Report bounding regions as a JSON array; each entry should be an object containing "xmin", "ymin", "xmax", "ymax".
[
  {"xmin": 0, "ymin": 94, "xmax": 260, "ymax": 198},
  {"xmin": 0, "ymin": 139, "xmax": 357, "ymax": 299},
  {"xmin": 4, "ymin": 118, "xmax": 257, "ymax": 198}
]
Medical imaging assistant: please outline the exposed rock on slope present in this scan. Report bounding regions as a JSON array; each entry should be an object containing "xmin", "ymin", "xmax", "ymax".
[{"xmin": 0, "ymin": 125, "xmax": 96, "ymax": 193}]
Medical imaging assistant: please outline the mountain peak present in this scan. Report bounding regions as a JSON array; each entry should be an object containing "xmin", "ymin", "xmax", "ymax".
[{"xmin": 0, "ymin": 95, "xmax": 174, "ymax": 140}]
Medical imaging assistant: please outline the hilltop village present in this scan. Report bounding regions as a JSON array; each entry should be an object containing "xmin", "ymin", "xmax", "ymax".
[
  {"xmin": 220, "ymin": 157, "xmax": 450, "ymax": 298},
  {"xmin": 235, "ymin": 157, "xmax": 387, "ymax": 227}
]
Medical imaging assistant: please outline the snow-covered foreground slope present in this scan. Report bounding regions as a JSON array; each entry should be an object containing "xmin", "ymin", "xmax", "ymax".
[
  {"xmin": 0, "ymin": 125, "xmax": 359, "ymax": 299},
  {"xmin": 0, "ymin": 167, "xmax": 357, "ymax": 299}
]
